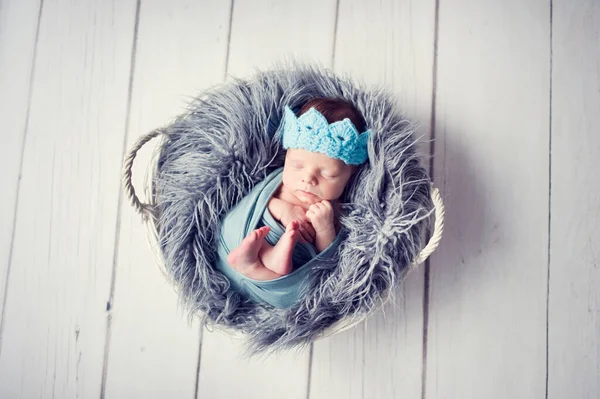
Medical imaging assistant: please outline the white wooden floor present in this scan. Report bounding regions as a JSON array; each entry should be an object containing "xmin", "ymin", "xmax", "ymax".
[{"xmin": 0, "ymin": 0, "xmax": 598, "ymax": 398}]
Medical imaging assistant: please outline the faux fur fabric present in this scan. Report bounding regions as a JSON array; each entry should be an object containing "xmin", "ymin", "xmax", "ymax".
[{"xmin": 153, "ymin": 61, "xmax": 434, "ymax": 355}]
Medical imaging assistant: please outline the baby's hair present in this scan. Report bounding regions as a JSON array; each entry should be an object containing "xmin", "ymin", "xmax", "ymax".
[{"xmin": 297, "ymin": 97, "xmax": 366, "ymax": 132}]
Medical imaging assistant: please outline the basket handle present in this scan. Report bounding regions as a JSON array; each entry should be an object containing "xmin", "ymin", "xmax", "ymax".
[
  {"xmin": 122, "ymin": 129, "xmax": 444, "ymax": 262},
  {"xmin": 121, "ymin": 128, "xmax": 166, "ymax": 217},
  {"xmin": 413, "ymin": 186, "xmax": 445, "ymax": 265}
]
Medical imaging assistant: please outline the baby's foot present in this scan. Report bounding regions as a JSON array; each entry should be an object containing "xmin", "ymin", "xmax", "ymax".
[
  {"xmin": 227, "ymin": 226, "xmax": 271, "ymax": 271},
  {"xmin": 260, "ymin": 221, "xmax": 301, "ymax": 275}
]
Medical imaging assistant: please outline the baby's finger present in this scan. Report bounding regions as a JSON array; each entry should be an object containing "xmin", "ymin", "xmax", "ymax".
[
  {"xmin": 299, "ymin": 226, "xmax": 312, "ymax": 242},
  {"xmin": 304, "ymin": 213, "xmax": 313, "ymax": 225},
  {"xmin": 293, "ymin": 224, "xmax": 307, "ymax": 242},
  {"xmin": 304, "ymin": 222, "xmax": 316, "ymax": 239},
  {"xmin": 297, "ymin": 221, "xmax": 309, "ymax": 238}
]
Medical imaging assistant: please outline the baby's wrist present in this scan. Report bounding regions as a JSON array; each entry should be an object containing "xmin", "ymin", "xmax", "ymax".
[
  {"xmin": 315, "ymin": 225, "xmax": 336, "ymax": 239},
  {"xmin": 313, "ymin": 219, "xmax": 333, "ymax": 232},
  {"xmin": 314, "ymin": 226, "xmax": 336, "ymax": 252},
  {"xmin": 315, "ymin": 225, "xmax": 334, "ymax": 234}
]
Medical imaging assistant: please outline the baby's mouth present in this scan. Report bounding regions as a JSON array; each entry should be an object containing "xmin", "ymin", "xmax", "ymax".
[{"xmin": 298, "ymin": 189, "xmax": 318, "ymax": 199}]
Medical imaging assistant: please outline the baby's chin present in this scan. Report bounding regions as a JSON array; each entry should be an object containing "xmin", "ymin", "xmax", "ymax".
[
  {"xmin": 295, "ymin": 190, "xmax": 341, "ymax": 205},
  {"xmin": 295, "ymin": 189, "xmax": 322, "ymax": 204}
]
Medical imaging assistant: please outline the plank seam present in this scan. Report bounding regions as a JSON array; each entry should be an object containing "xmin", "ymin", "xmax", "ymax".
[
  {"xmin": 545, "ymin": 1, "xmax": 553, "ymax": 398},
  {"xmin": 305, "ymin": 343, "xmax": 314, "ymax": 399},
  {"xmin": 0, "ymin": 0, "xmax": 45, "ymax": 361},
  {"xmin": 223, "ymin": 0, "xmax": 235, "ymax": 80},
  {"xmin": 422, "ymin": 0, "xmax": 441, "ymax": 397},
  {"xmin": 99, "ymin": 0, "xmax": 141, "ymax": 397},
  {"xmin": 194, "ymin": 326, "xmax": 204, "ymax": 399},
  {"xmin": 331, "ymin": 0, "xmax": 340, "ymax": 70}
]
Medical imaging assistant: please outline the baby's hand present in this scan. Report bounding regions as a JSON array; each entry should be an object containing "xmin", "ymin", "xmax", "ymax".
[
  {"xmin": 306, "ymin": 200, "xmax": 335, "ymax": 235},
  {"xmin": 280, "ymin": 205, "xmax": 316, "ymax": 243}
]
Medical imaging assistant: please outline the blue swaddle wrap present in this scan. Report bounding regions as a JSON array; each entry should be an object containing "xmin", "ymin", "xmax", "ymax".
[{"xmin": 215, "ymin": 167, "xmax": 344, "ymax": 308}]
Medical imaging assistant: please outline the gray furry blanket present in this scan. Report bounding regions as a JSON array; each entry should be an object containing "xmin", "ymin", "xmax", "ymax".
[{"xmin": 154, "ymin": 62, "xmax": 433, "ymax": 354}]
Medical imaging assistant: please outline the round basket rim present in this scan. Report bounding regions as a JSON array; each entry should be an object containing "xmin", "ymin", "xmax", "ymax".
[{"xmin": 121, "ymin": 126, "xmax": 445, "ymax": 341}]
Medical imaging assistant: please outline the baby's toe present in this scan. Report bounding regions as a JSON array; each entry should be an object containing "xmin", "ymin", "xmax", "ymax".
[
  {"xmin": 259, "ymin": 226, "xmax": 270, "ymax": 237},
  {"xmin": 249, "ymin": 230, "xmax": 260, "ymax": 241}
]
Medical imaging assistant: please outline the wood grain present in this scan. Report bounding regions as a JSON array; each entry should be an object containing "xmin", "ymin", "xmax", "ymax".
[
  {"xmin": 548, "ymin": 2, "xmax": 600, "ymax": 398},
  {"xmin": 0, "ymin": 0, "xmax": 41, "ymax": 332},
  {"xmin": 0, "ymin": 0, "xmax": 137, "ymax": 397},
  {"xmin": 310, "ymin": 0, "xmax": 436, "ymax": 398},
  {"xmin": 103, "ymin": 1, "xmax": 232, "ymax": 398},
  {"xmin": 427, "ymin": 1, "xmax": 550, "ymax": 397},
  {"xmin": 226, "ymin": 0, "xmax": 337, "ymax": 77},
  {"xmin": 1, "ymin": 1, "xmax": 599, "ymax": 397}
]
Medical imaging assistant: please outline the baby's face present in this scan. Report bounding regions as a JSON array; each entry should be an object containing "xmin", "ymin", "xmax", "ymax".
[{"xmin": 282, "ymin": 148, "xmax": 356, "ymax": 205}]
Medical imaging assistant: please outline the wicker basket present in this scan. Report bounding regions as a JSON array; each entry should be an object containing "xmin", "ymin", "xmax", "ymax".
[{"xmin": 122, "ymin": 128, "xmax": 445, "ymax": 340}]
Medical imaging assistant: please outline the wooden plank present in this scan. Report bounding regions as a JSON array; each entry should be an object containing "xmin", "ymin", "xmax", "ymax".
[
  {"xmin": 310, "ymin": 288, "xmax": 425, "ymax": 399},
  {"xmin": 0, "ymin": 0, "xmax": 41, "ymax": 329},
  {"xmin": 0, "ymin": 0, "xmax": 137, "ymax": 397},
  {"xmin": 196, "ymin": 1, "xmax": 337, "ymax": 398},
  {"xmin": 548, "ymin": 2, "xmax": 600, "ymax": 398},
  {"xmin": 309, "ymin": 0, "xmax": 436, "ymax": 397},
  {"xmin": 103, "ymin": 1, "xmax": 232, "ymax": 398},
  {"xmin": 199, "ymin": 333, "xmax": 312, "ymax": 399},
  {"xmin": 226, "ymin": 0, "xmax": 337, "ymax": 76},
  {"xmin": 426, "ymin": 1, "xmax": 550, "ymax": 397}
]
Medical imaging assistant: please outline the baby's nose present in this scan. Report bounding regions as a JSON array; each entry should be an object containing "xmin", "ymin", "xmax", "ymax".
[{"xmin": 302, "ymin": 176, "xmax": 316, "ymax": 185}]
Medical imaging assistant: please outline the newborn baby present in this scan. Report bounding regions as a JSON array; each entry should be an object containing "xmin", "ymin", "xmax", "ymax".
[{"xmin": 226, "ymin": 97, "xmax": 370, "ymax": 281}]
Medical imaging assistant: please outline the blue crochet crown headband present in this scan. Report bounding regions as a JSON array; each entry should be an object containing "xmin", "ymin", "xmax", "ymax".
[{"xmin": 281, "ymin": 105, "xmax": 371, "ymax": 165}]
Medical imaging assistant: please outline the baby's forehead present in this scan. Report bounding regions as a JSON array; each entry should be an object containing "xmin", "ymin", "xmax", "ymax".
[{"xmin": 286, "ymin": 148, "xmax": 347, "ymax": 169}]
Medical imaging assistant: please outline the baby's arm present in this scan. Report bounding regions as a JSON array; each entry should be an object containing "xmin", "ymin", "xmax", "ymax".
[
  {"xmin": 267, "ymin": 197, "xmax": 287, "ymax": 221},
  {"xmin": 306, "ymin": 201, "xmax": 337, "ymax": 253},
  {"xmin": 313, "ymin": 227, "xmax": 336, "ymax": 253},
  {"xmin": 268, "ymin": 198, "xmax": 316, "ymax": 243}
]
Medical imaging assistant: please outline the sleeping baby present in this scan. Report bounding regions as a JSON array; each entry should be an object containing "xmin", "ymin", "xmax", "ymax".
[{"xmin": 215, "ymin": 97, "xmax": 371, "ymax": 308}]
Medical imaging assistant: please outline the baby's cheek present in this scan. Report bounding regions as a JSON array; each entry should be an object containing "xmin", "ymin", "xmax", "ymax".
[{"xmin": 323, "ymin": 183, "xmax": 346, "ymax": 200}]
